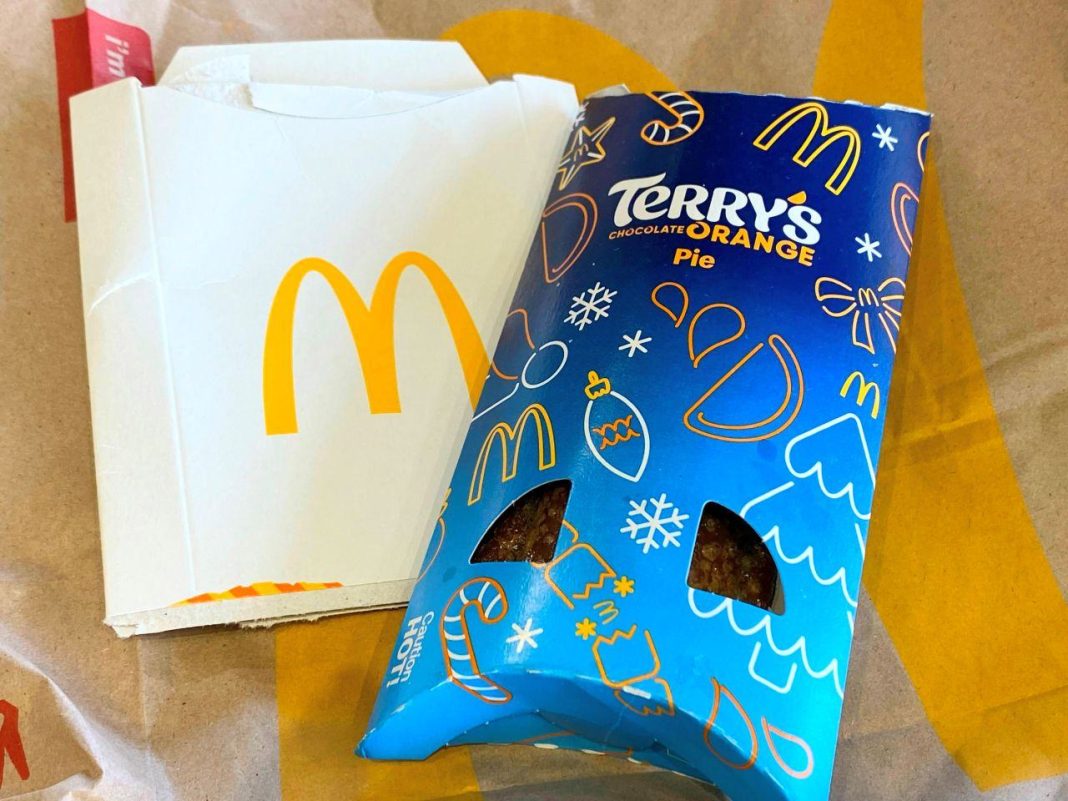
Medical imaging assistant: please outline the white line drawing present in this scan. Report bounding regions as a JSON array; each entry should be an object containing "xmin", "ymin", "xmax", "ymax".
[
  {"xmin": 872, "ymin": 123, "xmax": 898, "ymax": 151},
  {"xmin": 583, "ymin": 383, "xmax": 650, "ymax": 483},
  {"xmin": 620, "ymin": 493, "xmax": 690, "ymax": 554},
  {"xmin": 521, "ymin": 341, "xmax": 569, "ymax": 389},
  {"xmin": 854, "ymin": 521, "xmax": 866, "ymax": 557},
  {"xmin": 749, "ymin": 641, "xmax": 798, "ymax": 694},
  {"xmin": 505, "ymin": 617, "xmax": 543, "ymax": 654},
  {"xmin": 566, "ymin": 281, "xmax": 616, "ymax": 330},
  {"xmin": 473, "ymin": 340, "xmax": 569, "ymax": 423},
  {"xmin": 739, "ymin": 481, "xmax": 795, "ymax": 517},
  {"xmin": 618, "ymin": 330, "xmax": 651, "ymax": 357},
  {"xmin": 473, "ymin": 381, "xmax": 520, "ymax": 423},
  {"xmin": 854, "ymin": 233, "xmax": 882, "ymax": 261},
  {"xmin": 688, "ymin": 591, "xmax": 845, "ymax": 698},
  {"xmin": 763, "ymin": 526, "xmax": 858, "ymax": 608},
  {"xmin": 784, "ymin": 413, "xmax": 876, "ymax": 521}
]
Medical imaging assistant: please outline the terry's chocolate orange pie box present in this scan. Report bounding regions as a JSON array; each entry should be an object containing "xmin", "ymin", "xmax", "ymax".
[{"xmin": 359, "ymin": 90, "xmax": 931, "ymax": 801}]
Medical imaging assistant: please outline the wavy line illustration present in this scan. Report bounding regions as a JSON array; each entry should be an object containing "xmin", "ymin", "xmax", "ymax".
[
  {"xmin": 592, "ymin": 415, "xmax": 641, "ymax": 449},
  {"xmin": 762, "ymin": 526, "xmax": 858, "ymax": 608},
  {"xmin": 688, "ymin": 590, "xmax": 846, "ymax": 698},
  {"xmin": 783, "ymin": 413, "xmax": 875, "ymax": 521}
]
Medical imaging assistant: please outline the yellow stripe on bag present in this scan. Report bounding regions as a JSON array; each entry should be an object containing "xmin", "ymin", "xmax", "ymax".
[
  {"xmin": 814, "ymin": 0, "xmax": 1068, "ymax": 788},
  {"xmin": 276, "ymin": 612, "xmax": 482, "ymax": 801}
]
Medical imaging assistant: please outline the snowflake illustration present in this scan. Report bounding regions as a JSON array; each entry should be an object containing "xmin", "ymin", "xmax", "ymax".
[
  {"xmin": 854, "ymin": 233, "xmax": 882, "ymax": 262},
  {"xmin": 872, "ymin": 123, "xmax": 898, "ymax": 151},
  {"xmin": 620, "ymin": 494, "xmax": 691, "ymax": 554},
  {"xmin": 618, "ymin": 330, "xmax": 651, "ymax": 357},
  {"xmin": 506, "ymin": 618, "xmax": 543, "ymax": 654},
  {"xmin": 566, "ymin": 281, "xmax": 616, "ymax": 330}
]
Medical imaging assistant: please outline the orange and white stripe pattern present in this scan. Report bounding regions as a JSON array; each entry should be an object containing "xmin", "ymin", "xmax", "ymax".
[{"xmin": 439, "ymin": 578, "xmax": 512, "ymax": 704}]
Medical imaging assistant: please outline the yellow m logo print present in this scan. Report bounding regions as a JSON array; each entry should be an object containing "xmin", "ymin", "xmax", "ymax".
[
  {"xmin": 753, "ymin": 101, "xmax": 861, "ymax": 195},
  {"xmin": 840, "ymin": 370, "xmax": 881, "ymax": 419},
  {"xmin": 468, "ymin": 403, "xmax": 556, "ymax": 505},
  {"xmin": 856, "ymin": 287, "xmax": 880, "ymax": 307},
  {"xmin": 263, "ymin": 252, "xmax": 489, "ymax": 435}
]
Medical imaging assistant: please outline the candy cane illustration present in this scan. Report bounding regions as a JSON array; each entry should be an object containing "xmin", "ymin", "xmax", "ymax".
[
  {"xmin": 641, "ymin": 92, "xmax": 705, "ymax": 146},
  {"xmin": 440, "ymin": 578, "xmax": 512, "ymax": 704}
]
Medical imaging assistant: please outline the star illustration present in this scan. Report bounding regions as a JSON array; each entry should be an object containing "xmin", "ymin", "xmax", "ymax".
[
  {"xmin": 613, "ymin": 575, "xmax": 635, "ymax": 597},
  {"xmin": 872, "ymin": 124, "xmax": 898, "ymax": 151},
  {"xmin": 618, "ymin": 330, "xmax": 651, "ymax": 357},
  {"xmin": 854, "ymin": 233, "xmax": 882, "ymax": 262},
  {"xmin": 557, "ymin": 117, "xmax": 615, "ymax": 190},
  {"xmin": 575, "ymin": 617, "xmax": 598, "ymax": 640},
  {"xmin": 505, "ymin": 618, "xmax": 543, "ymax": 654}
]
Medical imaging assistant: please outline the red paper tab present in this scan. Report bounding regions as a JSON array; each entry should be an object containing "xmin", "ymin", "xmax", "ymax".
[
  {"xmin": 0, "ymin": 700, "xmax": 29, "ymax": 790},
  {"xmin": 52, "ymin": 9, "xmax": 155, "ymax": 221}
]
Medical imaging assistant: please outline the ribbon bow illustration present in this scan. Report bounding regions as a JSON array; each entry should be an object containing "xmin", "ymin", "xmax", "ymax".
[{"xmin": 814, "ymin": 276, "xmax": 905, "ymax": 355}]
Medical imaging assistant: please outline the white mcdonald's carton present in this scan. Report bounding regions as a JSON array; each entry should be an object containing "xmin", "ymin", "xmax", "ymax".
[{"xmin": 71, "ymin": 41, "xmax": 578, "ymax": 635}]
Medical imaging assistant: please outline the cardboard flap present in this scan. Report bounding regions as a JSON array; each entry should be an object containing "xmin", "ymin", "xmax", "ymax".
[{"xmin": 161, "ymin": 40, "xmax": 488, "ymax": 90}]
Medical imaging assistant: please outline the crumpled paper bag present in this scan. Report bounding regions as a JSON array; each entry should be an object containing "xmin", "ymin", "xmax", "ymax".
[{"xmin": 1, "ymin": 0, "xmax": 1065, "ymax": 799}]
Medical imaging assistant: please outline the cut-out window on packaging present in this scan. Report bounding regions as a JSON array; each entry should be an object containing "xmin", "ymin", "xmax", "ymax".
[
  {"xmin": 471, "ymin": 479, "xmax": 571, "ymax": 564},
  {"xmin": 687, "ymin": 501, "xmax": 783, "ymax": 614}
]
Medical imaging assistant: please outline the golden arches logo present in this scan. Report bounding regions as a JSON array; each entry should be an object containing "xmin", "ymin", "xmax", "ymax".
[
  {"xmin": 840, "ymin": 371, "xmax": 881, "ymax": 419},
  {"xmin": 468, "ymin": 403, "xmax": 556, "ymax": 505},
  {"xmin": 262, "ymin": 252, "xmax": 489, "ymax": 436},
  {"xmin": 753, "ymin": 101, "xmax": 861, "ymax": 195}
]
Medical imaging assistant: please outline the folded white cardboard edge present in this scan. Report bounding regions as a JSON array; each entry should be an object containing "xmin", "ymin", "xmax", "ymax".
[
  {"xmin": 72, "ymin": 40, "xmax": 578, "ymax": 636},
  {"xmin": 105, "ymin": 579, "xmax": 414, "ymax": 638}
]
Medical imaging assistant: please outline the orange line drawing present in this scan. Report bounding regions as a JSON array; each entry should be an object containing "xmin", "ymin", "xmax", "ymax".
[
  {"xmin": 540, "ymin": 193, "xmax": 598, "ymax": 284},
  {"xmin": 816, "ymin": 275, "xmax": 906, "ymax": 354},
  {"xmin": 650, "ymin": 281, "xmax": 689, "ymax": 327},
  {"xmin": 174, "ymin": 581, "xmax": 343, "ymax": 605},
  {"xmin": 439, "ymin": 578, "xmax": 512, "ymax": 704},
  {"xmin": 592, "ymin": 415, "xmax": 640, "ymax": 449},
  {"xmin": 468, "ymin": 403, "xmax": 556, "ymax": 505},
  {"xmin": 541, "ymin": 541, "xmax": 617, "ymax": 609},
  {"xmin": 593, "ymin": 599, "xmax": 619, "ymax": 624},
  {"xmin": 761, "ymin": 717, "xmax": 814, "ymax": 780},
  {"xmin": 703, "ymin": 677, "xmax": 758, "ymax": 770},
  {"xmin": 0, "ymin": 701, "xmax": 29, "ymax": 790},
  {"xmin": 592, "ymin": 624, "xmax": 662, "ymax": 689},
  {"xmin": 416, "ymin": 488, "xmax": 451, "ymax": 582},
  {"xmin": 615, "ymin": 676, "xmax": 676, "ymax": 717},
  {"xmin": 890, "ymin": 181, "xmax": 920, "ymax": 254},
  {"xmin": 263, "ymin": 252, "xmax": 488, "ymax": 434},
  {"xmin": 489, "ymin": 308, "xmax": 536, "ymax": 380},
  {"xmin": 753, "ymin": 101, "xmax": 861, "ymax": 195},
  {"xmin": 684, "ymin": 333, "xmax": 804, "ymax": 443},
  {"xmin": 560, "ymin": 519, "xmax": 580, "ymax": 545},
  {"xmin": 557, "ymin": 117, "xmax": 615, "ymax": 190},
  {"xmin": 688, "ymin": 302, "xmax": 747, "ymax": 367},
  {"xmin": 840, "ymin": 371, "xmax": 880, "ymax": 419},
  {"xmin": 916, "ymin": 131, "xmax": 930, "ymax": 173},
  {"xmin": 640, "ymin": 91, "xmax": 705, "ymax": 146}
]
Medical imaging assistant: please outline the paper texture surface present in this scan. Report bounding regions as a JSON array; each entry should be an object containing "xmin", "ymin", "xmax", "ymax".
[
  {"xmin": 1, "ymin": 1, "xmax": 1065, "ymax": 800},
  {"xmin": 71, "ymin": 42, "xmax": 578, "ymax": 634}
]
